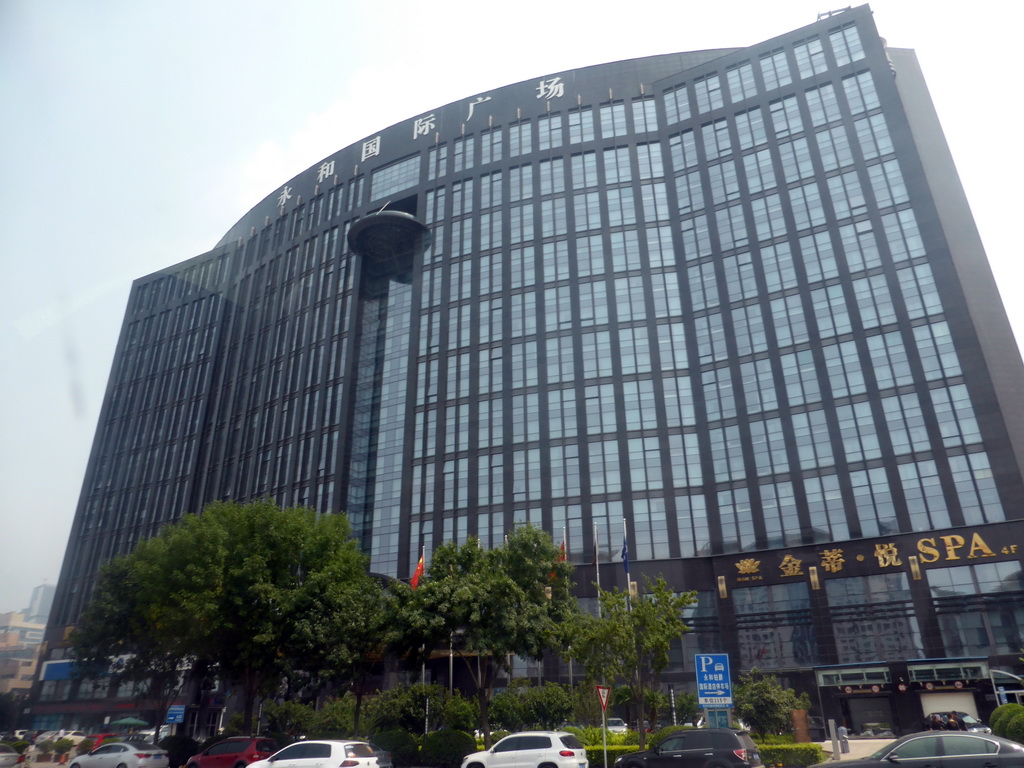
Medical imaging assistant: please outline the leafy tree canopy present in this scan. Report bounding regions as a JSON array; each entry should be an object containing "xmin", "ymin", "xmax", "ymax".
[
  {"xmin": 568, "ymin": 576, "xmax": 695, "ymax": 750},
  {"xmin": 395, "ymin": 525, "xmax": 578, "ymax": 745},
  {"xmin": 732, "ymin": 668, "xmax": 810, "ymax": 736},
  {"xmin": 74, "ymin": 499, "xmax": 369, "ymax": 734}
]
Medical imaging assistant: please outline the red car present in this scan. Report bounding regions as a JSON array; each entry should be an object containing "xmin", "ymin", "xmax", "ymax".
[
  {"xmin": 186, "ymin": 738, "xmax": 278, "ymax": 768},
  {"xmin": 86, "ymin": 735, "xmax": 121, "ymax": 748}
]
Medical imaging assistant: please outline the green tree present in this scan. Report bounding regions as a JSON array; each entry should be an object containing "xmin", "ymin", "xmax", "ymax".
[
  {"xmin": 74, "ymin": 499, "xmax": 369, "ymax": 735},
  {"xmin": 72, "ymin": 557, "xmax": 189, "ymax": 742},
  {"xmin": 262, "ymin": 699, "xmax": 315, "ymax": 738},
  {"xmin": 524, "ymin": 682, "xmax": 574, "ymax": 729},
  {"xmin": 396, "ymin": 525, "xmax": 578, "ymax": 746},
  {"xmin": 310, "ymin": 695, "xmax": 356, "ymax": 735},
  {"xmin": 366, "ymin": 682, "xmax": 450, "ymax": 734},
  {"xmin": 732, "ymin": 668, "xmax": 809, "ymax": 737},
  {"xmin": 291, "ymin": 570, "xmax": 397, "ymax": 732},
  {"xmin": 567, "ymin": 576, "xmax": 694, "ymax": 750},
  {"xmin": 642, "ymin": 689, "xmax": 669, "ymax": 729}
]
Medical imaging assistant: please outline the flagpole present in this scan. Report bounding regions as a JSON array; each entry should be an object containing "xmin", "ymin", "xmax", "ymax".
[{"xmin": 593, "ymin": 522, "xmax": 602, "ymax": 618}]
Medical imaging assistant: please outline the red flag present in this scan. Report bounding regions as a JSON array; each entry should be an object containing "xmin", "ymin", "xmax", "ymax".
[
  {"xmin": 558, "ymin": 540, "xmax": 567, "ymax": 562},
  {"xmin": 411, "ymin": 555, "xmax": 425, "ymax": 589}
]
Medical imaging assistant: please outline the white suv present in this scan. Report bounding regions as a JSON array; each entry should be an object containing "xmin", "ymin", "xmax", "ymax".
[
  {"xmin": 462, "ymin": 732, "xmax": 587, "ymax": 768},
  {"xmin": 249, "ymin": 741, "xmax": 378, "ymax": 768}
]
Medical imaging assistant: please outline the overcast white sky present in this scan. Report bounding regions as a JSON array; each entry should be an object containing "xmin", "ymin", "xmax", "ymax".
[{"xmin": 1, "ymin": 0, "xmax": 1022, "ymax": 613}]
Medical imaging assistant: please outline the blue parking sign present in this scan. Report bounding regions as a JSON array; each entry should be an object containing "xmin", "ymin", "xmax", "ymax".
[
  {"xmin": 695, "ymin": 653, "xmax": 733, "ymax": 708},
  {"xmin": 166, "ymin": 705, "xmax": 186, "ymax": 724}
]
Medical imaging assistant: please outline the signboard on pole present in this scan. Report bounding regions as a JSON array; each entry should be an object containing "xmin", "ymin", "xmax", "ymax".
[
  {"xmin": 695, "ymin": 653, "xmax": 733, "ymax": 708},
  {"xmin": 166, "ymin": 705, "xmax": 186, "ymax": 724},
  {"xmin": 597, "ymin": 685, "xmax": 611, "ymax": 711}
]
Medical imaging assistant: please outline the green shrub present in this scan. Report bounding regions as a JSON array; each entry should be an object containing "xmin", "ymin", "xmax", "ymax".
[
  {"xmin": 54, "ymin": 739, "xmax": 75, "ymax": 756},
  {"xmin": 991, "ymin": 703, "xmax": 1024, "ymax": 737},
  {"xmin": 758, "ymin": 743, "xmax": 826, "ymax": 767},
  {"xmin": 584, "ymin": 745, "xmax": 636, "ymax": 765},
  {"xmin": 158, "ymin": 734, "xmax": 199, "ymax": 768},
  {"xmin": 37, "ymin": 740, "xmax": 56, "ymax": 756},
  {"xmin": 619, "ymin": 730, "xmax": 639, "ymax": 746},
  {"xmin": 1003, "ymin": 712, "xmax": 1024, "ymax": 746},
  {"xmin": 76, "ymin": 739, "xmax": 95, "ymax": 755},
  {"xmin": 755, "ymin": 732, "xmax": 796, "ymax": 745},
  {"xmin": 10, "ymin": 741, "xmax": 30, "ymax": 754},
  {"xmin": 420, "ymin": 729, "xmax": 476, "ymax": 768},
  {"xmin": 371, "ymin": 730, "xmax": 419, "ymax": 767}
]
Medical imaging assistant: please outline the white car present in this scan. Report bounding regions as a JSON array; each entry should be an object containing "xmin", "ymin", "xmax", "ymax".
[
  {"xmin": 249, "ymin": 741, "xmax": 378, "ymax": 768},
  {"xmin": 462, "ymin": 731, "xmax": 588, "ymax": 768},
  {"xmin": 605, "ymin": 719, "xmax": 628, "ymax": 735},
  {"xmin": 70, "ymin": 740, "xmax": 169, "ymax": 768}
]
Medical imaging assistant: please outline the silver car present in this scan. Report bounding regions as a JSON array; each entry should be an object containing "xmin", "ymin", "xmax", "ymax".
[
  {"xmin": 70, "ymin": 740, "xmax": 170, "ymax": 768},
  {"xmin": 0, "ymin": 744, "xmax": 21, "ymax": 768}
]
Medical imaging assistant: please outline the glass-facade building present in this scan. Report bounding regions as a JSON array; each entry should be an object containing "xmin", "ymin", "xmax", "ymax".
[{"xmin": 37, "ymin": 5, "xmax": 1024, "ymax": 735}]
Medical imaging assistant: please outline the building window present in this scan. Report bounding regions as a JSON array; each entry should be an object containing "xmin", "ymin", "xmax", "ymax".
[
  {"xmin": 929, "ymin": 561, "xmax": 1024, "ymax": 657},
  {"xmin": 827, "ymin": 573, "xmax": 922, "ymax": 664},
  {"xmin": 734, "ymin": 582, "xmax": 819, "ymax": 668},
  {"xmin": 369, "ymin": 154, "xmax": 420, "ymax": 201}
]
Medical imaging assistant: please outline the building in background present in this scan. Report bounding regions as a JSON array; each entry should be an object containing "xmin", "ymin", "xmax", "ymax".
[
  {"xmin": 2, "ymin": 586, "xmax": 53, "ymax": 697},
  {"xmin": 33, "ymin": 4, "xmax": 1024, "ymax": 736}
]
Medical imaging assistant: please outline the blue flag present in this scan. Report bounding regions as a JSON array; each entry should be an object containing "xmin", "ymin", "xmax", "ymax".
[{"xmin": 621, "ymin": 536, "xmax": 629, "ymax": 574}]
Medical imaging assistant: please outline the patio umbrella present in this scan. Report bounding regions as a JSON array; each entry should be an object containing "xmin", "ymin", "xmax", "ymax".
[{"xmin": 108, "ymin": 717, "xmax": 149, "ymax": 728}]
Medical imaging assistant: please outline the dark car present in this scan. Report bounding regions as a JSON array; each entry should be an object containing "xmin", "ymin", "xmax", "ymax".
[
  {"xmin": 185, "ymin": 738, "xmax": 279, "ymax": 768},
  {"xmin": 810, "ymin": 731, "xmax": 1024, "ymax": 768},
  {"xmin": 615, "ymin": 729, "xmax": 762, "ymax": 768}
]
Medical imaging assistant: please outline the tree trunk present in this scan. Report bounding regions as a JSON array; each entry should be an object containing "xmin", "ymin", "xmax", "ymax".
[{"xmin": 354, "ymin": 688, "xmax": 364, "ymax": 734}]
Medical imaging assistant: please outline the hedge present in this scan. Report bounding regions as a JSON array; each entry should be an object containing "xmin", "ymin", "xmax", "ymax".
[
  {"xmin": 991, "ymin": 702, "xmax": 1024, "ymax": 737},
  {"xmin": 758, "ymin": 743, "xmax": 826, "ymax": 767},
  {"xmin": 1003, "ymin": 712, "xmax": 1024, "ymax": 746},
  {"xmin": 372, "ymin": 729, "xmax": 420, "ymax": 767},
  {"xmin": 419, "ymin": 729, "xmax": 476, "ymax": 768},
  {"xmin": 584, "ymin": 745, "xmax": 637, "ymax": 766}
]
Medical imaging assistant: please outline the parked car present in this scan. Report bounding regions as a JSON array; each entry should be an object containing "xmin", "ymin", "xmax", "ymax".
[
  {"xmin": 185, "ymin": 738, "xmax": 279, "ymax": 768},
  {"xmin": 0, "ymin": 744, "xmax": 20, "ymax": 768},
  {"xmin": 810, "ymin": 731, "xmax": 1024, "ymax": 767},
  {"xmin": 70, "ymin": 740, "xmax": 169, "ymax": 768},
  {"xmin": 248, "ymin": 741, "xmax": 377, "ymax": 768},
  {"xmin": 461, "ymin": 731, "xmax": 588, "ymax": 768},
  {"xmin": 367, "ymin": 743, "xmax": 392, "ymax": 768},
  {"xmin": 615, "ymin": 728, "xmax": 762, "ymax": 768},
  {"xmin": 605, "ymin": 719, "xmax": 628, "ymax": 735},
  {"xmin": 924, "ymin": 711, "xmax": 992, "ymax": 733}
]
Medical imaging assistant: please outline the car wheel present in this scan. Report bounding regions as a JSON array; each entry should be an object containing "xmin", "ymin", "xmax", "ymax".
[
  {"xmin": 466, "ymin": 762, "xmax": 485, "ymax": 768},
  {"xmin": 70, "ymin": 763, "xmax": 81, "ymax": 768},
  {"xmin": 117, "ymin": 763, "xmax": 128, "ymax": 768},
  {"xmin": 539, "ymin": 763, "xmax": 558, "ymax": 768}
]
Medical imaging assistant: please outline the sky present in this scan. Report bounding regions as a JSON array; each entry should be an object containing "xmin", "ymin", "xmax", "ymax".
[{"xmin": 1, "ymin": 0, "xmax": 1022, "ymax": 614}]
